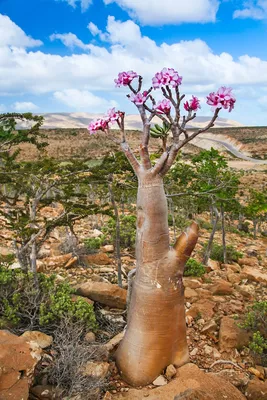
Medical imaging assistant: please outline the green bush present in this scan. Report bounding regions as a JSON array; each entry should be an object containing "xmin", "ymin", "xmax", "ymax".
[
  {"xmin": 103, "ymin": 215, "xmax": 136, "ymax": 249},
  {"xmin": 84, "ymin": 237, "xmax": 104, "ymax": 253},
  {"xmin": 241, "ymin": 301, "xmax": 267, "ymax": 365},
  {"xmin": 184, "ymin": 258, "xmax": 206, "ymax": 277},
  {"xmin": 204, "ymin": 242, "xmax": 243, "ymax": 263},
  {"xmin": 0, "ymin": 266, "xmax": 97, "ymax": 332}
]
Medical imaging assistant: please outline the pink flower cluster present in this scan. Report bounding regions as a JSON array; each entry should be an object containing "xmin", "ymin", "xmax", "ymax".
[
  {"xmin": 155, "ymin": 99, "xmax": 171, "ymax": 114},
  {"xmin": 115, "ymin": 71, "xmax": 138, "ymax": 87},
  {"xmin": 88, "ymin": 108, "xmax": 120, "ymax": 134},
  {"xmin": 129, "ymin": 91, "xmax": 148, "ymax": 105},
  {"xmin": 152, "ymin": 68, "xmax": 182, "ymax": 89},
  {"xmin": 184, "ymin": 96, "xmax": 201, "ymax": 112},
  {"xmin": 88, "ymin": 119, "xmax": 109, "ymax": 134},
  {"xmin": 207, "ymin": 87, "xmax": 236, "ymax": 112}
]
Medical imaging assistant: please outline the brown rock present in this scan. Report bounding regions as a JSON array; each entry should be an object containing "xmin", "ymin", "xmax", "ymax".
[
  {"xmin": 21, "ymin": 331, "xmax": 53, "ymax": 349},
  {"xmin": 102, "ymin": 245, "xmax": 114, "ymax": 253},
  {"xmin": 174, "ymin": 389, "xmax": 214, "ymax": 400},
  {"xmin": 219, "ymin": 316, "xmax": 250, "ymax": 351},
  {"xmin": 186, "ymin": 299, "xmax": 216, "ymax": 320},
  {"xmin": 210, "ymin": 370, "xmax": 249, "ymax": 388},
  {"xmin": 238, "ymin": 257, "xmax": 259, "ymax": 267},
  {"xmin": 0, "ymin": 330, "xmax": 42, "ymax": 400},
  {"xmin": 111, "ymin": 363, "xmax": 246, "ymax": 400},
  {"xmin": 83, "ymin": 361, "xmax": 110, "ymax": 379},
  {"xmin": 105, "ymin": 331, "xmax": 125, "ymax": 352},
  {"xmin": 183, "ymin": 278, "xmax": 201, "ymax": 289},
  {"xmin": 241, "ymin": 266, "xmax": 267, "ymax": 284},
  {"xmin": 227, "ymin": 273, "xmax": 242, "ymax": 284},
  {"xmin": 248, "ymin": 367, "xmax": 265, "ymax": 380},
  {"xmin": 208, "ymin": 259, "xmax": 220, "ymax": 271},
  {"xmin": 84, "ymin": 332, "xmax": 96, "ymax": 343},
  {"xmin": 37, "ymin": 253, "xmax": 73, "ymax": 271},
  {"xmin": 184, "ymin": 287, "xmax": 198, "ymax": 301},
  {"xmin": 201, "ymin": 320, "xmax": 218, "ymax": 334},
  {"xmin": 80, "ymin": 253, "xmax": 112, "ymax": 266},
  {"xmin": 165, "ymin": 365, "xmax": 177, "ymax": 381},
  {"xmin": 30, "ymin": 385, "xmax": 56, "ymax": 399},
  {"xmin": 76, "ymin": 282, "xmax": 127, "ymax": 309},
  {"xmin": 210, "ymin": 280, "xmax": 233, "ymax": 295},
  {"xmin": 245, "ymin": 379, "xmax": 267, "ymax": 400}
]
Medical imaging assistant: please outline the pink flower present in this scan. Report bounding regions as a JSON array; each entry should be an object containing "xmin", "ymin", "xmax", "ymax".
[
  {"xmin": 105, "ymin": 107, "xmax": 120, "ymax": 122},
  {"xmin": 155, "ymin": 99, "xmax": 171, "ymax": 114},
  {"xmin": 129, "ymin": 91, "xmax": 148, "ymax": 105},
  {"xmin": 207, "ymin": 87, "xmax": 236, "ymax": 112},
  {"xmin": 88, "ymin": 118, "xmax": 108, "ymax": 134},
  {"xmin": 115, "ymin": 71, "xmax": 138, "ymax": 87},
  {"xmin": 184, "ymin": 96, "xmax": 201, "ymax": 112},
  {"xmin": 152, "ymin": 68, "xmax": 182, "ymax": 89}
]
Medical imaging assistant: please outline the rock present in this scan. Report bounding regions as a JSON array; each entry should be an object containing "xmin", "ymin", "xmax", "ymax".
[
  {"xmin": 238, "ymin": 257, "xmax": 259, "ymax": 267},
  {"xmin": 183, "ymin": 279, "xmax": 201, "ymax": 289},
  {"xmin": 201, "ymin": 320, "xmax": 218, "ymax": 334},
  {"xmin": 219, "ymin": 316, "xmax": 250, "ymax": 352},
  {"xmin": 174, "ymin": 389, "xmax": 214, "ymax": 400},
  {"xmin": 184, "ymin": 287, "xmax": 198, "ymax": 301},
  {"xmin": 210, "ymin": 280, "xmax": 233, "ymax": 295},
  {"xmin": 84, "ymin": 332, "xmax": 96, "ymax": 343},
  {"xmin": 245, "ymin": 379, "xmax": 267, "ymax": 400},
  {"xmin": 241, "ymin": 266, "xmax": 267, "ymax": 284},
  {"xmin": 152, "ymin": 375, "xmax": 168, "ymax": 386},
  {"xmin": 76, "ymin": 282, "xmax": 127, "ymax": 309},
  {"xmin": 227, "ymin": 273, "xmax": 242, "ymax": 284},
  {"xmin": 186, "ymin": 299, "xmax": 216, "ymax": 320},
  {"xmin": 83, "ymin": 361, "xmax": 110, "ymax": 379},
  {"xmin": 30, "ymin": 385, "xmax": 56, "ymax": 399},
  {"xmin": 111, "ymin": 363, "xmax": 246, "ymax": 400},
  {"xmin": 210, "ymin": 370, "xmax": 249, "ymax": 388},
  {"xmin": 165, "ymin": 365, "xmax": 176, "ymax": 380},
  {"xmin": 0, "ymin": 330, "xmax": 42, "ymax": 400},
  {"xmin": 37, "ymin": 253, "xmax": 73, "ymax": 271},
  {"xmin": 208, "ymin": 259, "xmax": 220, "ymax": 271},
  {"xmin": 64, "ymin": 256, "xmax": 78, "ymax": 269},
  {"xmin": 105, "ymin": 331, "xmax": 125, "ymax": 352},
  {"xmin": 223, "ymin": 263, "xmax": 241, "ymax": 273},
  {"xmin": 91, "ymin": 229, "xmax": 103, "ymax": 238},
  {"xmin": 9, "ymin": 262, "xmax": 21, "ymax": 270},
  {"xmin": 80, "ymin": 253, "xmax": 112, "ymax": 266},
  {"xmin": 190, "ymin": 348, "xmax": 198, "ymax": 356},
  {"xmin": 21, "ymin": 331, "xmax": 53, "ymax": 349},
  {"xmin": 102, "ymin": 245, "xmax": 114, "ymax": 253},
  {"xmin": 248, "ymin": 367, "xmax": 265, "ymax": 380}
]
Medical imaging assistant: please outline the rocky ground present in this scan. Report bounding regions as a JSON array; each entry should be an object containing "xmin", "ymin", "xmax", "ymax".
[{"xmin": 0, "ymin": 213, "xmax": 267, "ymax": 399}]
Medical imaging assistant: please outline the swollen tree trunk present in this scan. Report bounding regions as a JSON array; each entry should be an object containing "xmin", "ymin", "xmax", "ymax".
[
  {"xmin": 116, "ymin": 172, "xmax": 198, "ymax": 386},
  {"xmin": 203, "ymin": 203, "xmax": 219, "ymax": 265},
  {"xmin": 108, "ymin": 178, "xmax": 123, "ymax": 288},
  {"xmin": 221, "ymin": 203, "xmax": 227, "ymax": 264}
]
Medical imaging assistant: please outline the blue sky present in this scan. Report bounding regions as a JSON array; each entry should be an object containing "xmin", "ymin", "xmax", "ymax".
[{"xmin": 1, "ymin": 0, "xmax": 267, "ymax": 125}]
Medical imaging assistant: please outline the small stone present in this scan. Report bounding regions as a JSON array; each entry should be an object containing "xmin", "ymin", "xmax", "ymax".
[
  {"xmin": 165, "ymin": 364, "xmax": 176, "ymax": 380},
  {"xmin": 190, "ymin": 348, "xmax": 198, "ymax": 356},
  {"xmin": 201, "ymin": 320, "xmax": 217, "ymax": 334},
  {"xmin": 152, "ymin": 375, "xmax": 168, "ymax": 386},
  {"xmin": 248, "ymin": 367, "xmax": 265, "ymax": 380},
  {"xmin": 83, "ymin": 362, "xmax": 110, "ymax": 379},
  {"xmin": 84, "ymin": 332, "xmax": 96, "ymax": 343}
]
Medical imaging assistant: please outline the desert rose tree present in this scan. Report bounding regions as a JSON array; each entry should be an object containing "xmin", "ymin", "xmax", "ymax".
[{"xmin": 88, "ymin": 69, "xmax": 236, "ymax": 386}]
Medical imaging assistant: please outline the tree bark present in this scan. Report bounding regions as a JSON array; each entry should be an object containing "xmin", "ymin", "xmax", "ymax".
[
  {"xmin": 221, "ymin": 204, "xmax": 227, "ymax": 264},
  {"xmin": 203, "ymin": 203, "xmax": 219, "ymax": 265},
  {"xmin": 108, "ymin": 178, "xmax": 123, "ymax": 288},
  {"xmin": 253, "ymin": 219, "xmax": 257, "ymax": 240},
  {"xmin": 116, "ymin": 172, "xmax": 198, "ymax": 386}
]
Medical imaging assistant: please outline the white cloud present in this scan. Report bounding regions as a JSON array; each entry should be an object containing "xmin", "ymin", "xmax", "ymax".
[
  {"xmin": 87, "ymin": 22, "xmax": 109, "ymax": 41},
  {"xmin": 233, "ymin": 0, "xmax": 267, "ymax": 19},
  {"xmin": 58, "ymin": 0, "xmax": 93, "ymax": 12},
  {"xmin": 2, "ymin": 14, "xmax": 267, "ymax": 124},
  {"xmin": 50, "ymin": 33, "xmax": 90, "ymax": 50},
  {"xmin": 0, "ymin": 14, "xmax": 42, "ymax": 48},
  {"xmin": 54, "ymin": 89, "xmax": 117, "ymax": 111},
  {"xmin": 103, "ymin": 0, "xmax": 219, "ymax": 25},
  {"xmin": 12, "ymin": 102, "xmax": 39, "ymax": 112}
]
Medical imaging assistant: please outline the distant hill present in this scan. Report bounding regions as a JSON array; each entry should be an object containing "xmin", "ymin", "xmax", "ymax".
[{"xmin": 37, "ymin": 112, "xmax": 243, "ymax": 130}]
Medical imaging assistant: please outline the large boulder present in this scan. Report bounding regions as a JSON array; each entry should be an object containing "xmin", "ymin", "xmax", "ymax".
[
  {"xmin": 0, "ymin": 330, "xmax": 42, "ymax": 400},
  {"xmin": 80, "ymin": 253, "xmax": 112, "ymax": 266},
  {"xmin": 76, "ymin": 281, "xmax": 127, "ymax": 309},
  {"xmin": 111, "ymin": 363, "xmax": 246, "ymax": 400},
  {"xmin": 245, "ymin": 379, "xmax": 267, "ymax": 400},
  {"xmin": 219, "ymin": 316, "xmax": 250, "ymax": 352},
  {"xmin": 210, "ymin": 280, "xmax": 233, "ymax": 296},
  {"xmin": 241, "ymin": 266, "xmax": 267, "ymax": 285}
]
